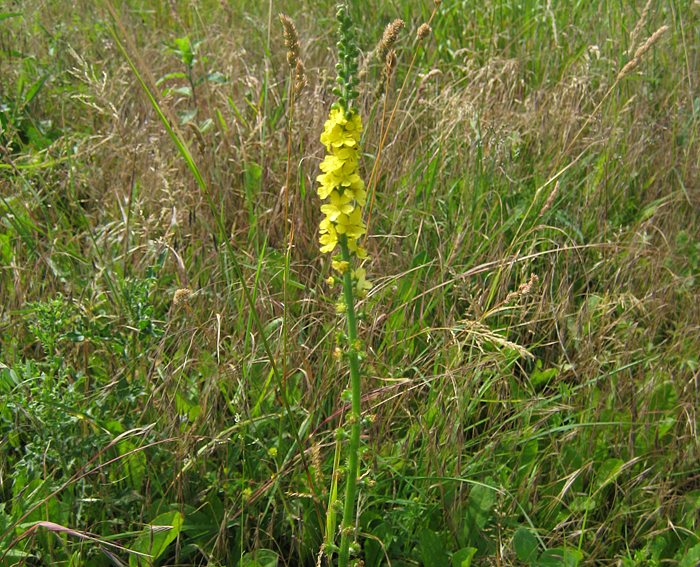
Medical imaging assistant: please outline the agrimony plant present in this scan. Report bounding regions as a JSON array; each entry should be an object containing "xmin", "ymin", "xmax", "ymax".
[{"xmin": 318, "ymin": 4, "xmax": 371, "ymax": 566}]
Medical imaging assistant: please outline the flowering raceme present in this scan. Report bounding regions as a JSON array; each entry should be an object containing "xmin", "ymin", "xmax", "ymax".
[{"xmin": 317, "ymin": 107, "xmax": 368, "ymax": 260}]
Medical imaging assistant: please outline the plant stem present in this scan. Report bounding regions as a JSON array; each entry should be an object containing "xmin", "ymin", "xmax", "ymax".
[{"xmin": 338, "ymin": 235, "xmax": 362, "ymax": 567}]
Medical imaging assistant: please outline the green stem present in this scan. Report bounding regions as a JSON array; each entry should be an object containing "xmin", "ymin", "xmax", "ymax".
[{"xmin": 338, "ymin": 235, "xmax": 362, "ymax": 567}]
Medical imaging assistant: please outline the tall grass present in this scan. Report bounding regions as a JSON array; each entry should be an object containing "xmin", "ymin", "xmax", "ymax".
[{"xmin": 0, "ymin": 1, "xmax": 698, "ymax": 566}]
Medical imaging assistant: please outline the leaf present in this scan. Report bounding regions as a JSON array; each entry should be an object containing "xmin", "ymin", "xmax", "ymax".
[
  {"xmin": 172, "ymin": 85, "xmax": 193, "ymax": 97},
  {"xmin": 531, "ymin": 360, "xmax": 559, "ymax": 389},
  {"xmin": 679, "ymin": 543, "xmax": 700, "ymax": 567},
  {"xmin": 467, "ymin": 483, "xmax": 497, "ymax": 529},
  {"xmin": 418, "ymin": 528, "xmax": 449, "ymax": 567},
  {"xmin": 23, "ymin": 74, "xmax": 49, "ymax": 106},
  {"xmin": 513, "ymin": 527, "xmax": 539, "ymax": 563},
  {"xmin": 239, "ymin": 549, "xmax": 279, "ymax": 567},
  {"xmin": 156, "ymin": 71, "xmax": 188, "ymax": 85},
  {"xmin": 206, "ymin": 71, "xmax": 227, "ymax": 84},
  {"xmin": 536, "ymin": 548, "xmax": 583, "ymax": 567},
  {"xmin": 452, "ymin": 547, "xmax": 477, "ymax": 567},
  {"xmin": 178, "ymin": 108, "xmax": 197, "ymax": 124},
  {"xmin": 129, "ymin": 511, "xmax": 183, "ymax": 567},
  {"xmin": 595, "ymin": 458, "xmax": 624, "ymax": 491},
  {"xmin": 0, "ymin": 12, "xmax": 22, "ymax": 21}
]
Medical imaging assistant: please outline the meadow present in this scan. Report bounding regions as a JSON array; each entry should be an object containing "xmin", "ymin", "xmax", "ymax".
[{"xmin": 0, "ymin": 0, "xmax": 698, "ymax": 565}]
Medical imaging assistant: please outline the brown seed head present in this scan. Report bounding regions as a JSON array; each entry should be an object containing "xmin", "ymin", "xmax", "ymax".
[
  {"xmin": 617, "ymin": 25, "xmax": 669, "ymax": 80},
  {"xmin": 539, "ymin": 180, "xmax": 559, "ymax": 216},
  {"xmin": 378, "ymin": 19, "xmax": 404, "ymax": 63},
  {"xmin": 294, "ymin": 60, "xmax": 307, "ymax": 95},
  {"xmin": 627, "ymin": 0, "xmax": 652, "ymax": 55},
  {"xmin": 279, "ymin": 14, "xmax": 301, "ymax": 70},
  {"xmin": 505, "ymin": 274, "xmax": 539, "ymax": 303},
  {"xmin": 417, "ymin": 23, "xmax": 432, "ymax": 41},
  {"xmin": 173, "ymin": 288, "xmax": 193, "ymax": 306}
]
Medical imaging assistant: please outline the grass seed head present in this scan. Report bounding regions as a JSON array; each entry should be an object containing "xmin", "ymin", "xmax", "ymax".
[
  {"xmin": 279, "ymin": 13, "xmax": 301, "ymax": 69},
  {"xmin": 377, "ymin": 19, "xmax": 404, "ymax": 63},
  {"xmin": 295, "ymin": 60, "xmax": 307, "ymax": 95},
  {"xmin": 627, "ymin": 0, "xmax": 653, "ymax": 55},
  {"xmin": 417, "ymin": 23, "xmax": 432, "ymax": 41},
  {"xmin": 617, "ymin": 25, "xmax": 669, "ymax": 80}
]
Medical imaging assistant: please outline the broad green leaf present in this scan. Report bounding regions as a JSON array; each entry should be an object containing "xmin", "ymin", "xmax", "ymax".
[
  {"xmin": 595, "ymin": 458, "xmax": 625, "ymax": 490},
  {"xmin": 239, "ymin": 549, "xmax": 279, "ymax": 567},
  {"xmin": 129, "ymin": 511, "xmax": 183, "ymax": 567},
  {"xmin": 537, "ymin": 548, "xmax": 582, "ymax": 567},
  {"xmin": 679, "ymin": 543, "xmax": 700, "ymax": 567},
  {"xmin": 467, "ymin": 483, "xmax": 497, "ymax": 529},
  {"xmin": 452, "ymin": 546, "xmax": 477, "ymax": 567},
  {"xmin": 513, "ymin": 527, "xmax": 539, "ymax": 563},
  {"xmin": 418, "ymin": 528, "xmax": 449, "ymax": 567}
]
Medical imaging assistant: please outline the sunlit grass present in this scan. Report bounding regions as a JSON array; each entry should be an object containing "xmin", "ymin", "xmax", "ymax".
[{"xmin": 0, "ymin": 1, "xmax": 698, "ymax": 565}]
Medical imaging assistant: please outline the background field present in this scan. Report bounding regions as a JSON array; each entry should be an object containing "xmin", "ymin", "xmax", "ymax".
[{"xmin": 1, "ymin": 0, "xmax": 698, "ymax": 565}]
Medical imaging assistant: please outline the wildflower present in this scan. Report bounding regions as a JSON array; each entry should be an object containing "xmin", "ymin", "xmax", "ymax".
[
  {"xmin": 332, "ymin": 260, "xmax": 350, "ymax": 274},
  {"xmin": 316, "ymin": 107, "xmax": 367, "ymax": 258}
]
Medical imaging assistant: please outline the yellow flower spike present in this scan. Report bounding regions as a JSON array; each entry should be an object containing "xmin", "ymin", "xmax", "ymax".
[
  {"xmin": 336, "ymin": 208, "xmax": 365, "ymax": 239},
  {"xmin": 319, "ymin": 12, "xmax": 369, "ymax": 567}
]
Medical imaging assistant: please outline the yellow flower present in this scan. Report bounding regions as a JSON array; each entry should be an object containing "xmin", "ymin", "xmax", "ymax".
[
  {"xmin": 340, "ymin": 173, "xmax": 366, "ymax": 205},
  {"xmin": 321, "ymin": 190, "xmax": 355, "ymax": 221},
  {"xmin": 317, "ymin": 172, "xmax": 338, "ymax": 199},
  {"xmin": 320, "ymin": 231, "xmax": 338, "ymax": 253},
  {"xmin": 347, "ymin": 239, "xmax": 368, "ymax": 259},
  {"xmin": 332, "ymin": 260, "xmax": 350, "ymax": 274},
  {"xmin": 320, "ymin": 108, "xmax": 363, "ymax": 151},
  {"xmin": 335, "ymin": 208, "xmax": 365, "ymax": 239},
  {"xmin": 319, "ymin": 217, "xmax": 339, "ymax": 253}
]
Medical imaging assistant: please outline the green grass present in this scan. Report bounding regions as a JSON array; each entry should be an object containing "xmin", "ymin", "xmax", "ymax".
[{"xmin": 1, "ymin": 0, "xmax": 699, "ymax": 566}]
